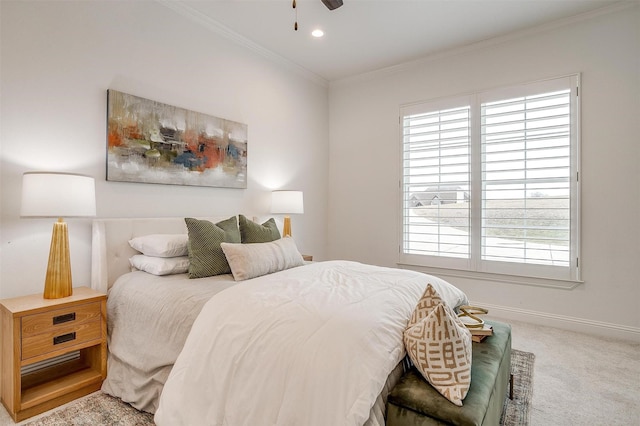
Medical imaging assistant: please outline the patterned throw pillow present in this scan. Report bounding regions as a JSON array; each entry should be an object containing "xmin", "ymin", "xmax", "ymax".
[
  {"xmin": 404, "ymin": 285, "xmax": 472, "ymax": 406},
  {"xmin": 238, "ymin": 214, "xmax": 281, "ymax": 243},
  {"xmin": 185, "ymin": 217, "xmax": 240, "ymax": 278},
  {"xmin": 407, "ymin": 283, "xmax": 445, "ymax": 329}
]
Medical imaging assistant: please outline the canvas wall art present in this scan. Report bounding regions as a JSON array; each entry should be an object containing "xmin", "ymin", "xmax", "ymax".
[{"xmin": 107, "ymin": 90, "xmax": 247, "ymax": 188}]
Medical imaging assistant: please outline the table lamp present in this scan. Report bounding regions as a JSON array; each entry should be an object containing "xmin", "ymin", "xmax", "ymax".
[
  {"xmin": 271, "ymin": 190, "xmax": 304, "ymax": 237},
  {"xmin": 20, "ymin": 172, "xmax": 96, "ymax": 299}
]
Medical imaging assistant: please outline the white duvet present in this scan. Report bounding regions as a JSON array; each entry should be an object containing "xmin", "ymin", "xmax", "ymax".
[{"xmin": 155, "ymin": 260, "xmax": 467, "ymax": 426}]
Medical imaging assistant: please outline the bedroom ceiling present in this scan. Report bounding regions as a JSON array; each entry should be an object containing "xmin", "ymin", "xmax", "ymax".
[{"xmin": 176, "ymin": 0, "xmax": 624, "ymax": 82}]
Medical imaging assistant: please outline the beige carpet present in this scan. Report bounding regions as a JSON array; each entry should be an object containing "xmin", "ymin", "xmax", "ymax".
[
  {"xmin": 3, "ymin": 319, "xmax": 637, "ymax": 426},
  {"xmin": 503, "ymin": 317, "xmax": 640, "ymax": 425},
  {"xmin": 21, "ymin": 350, "xmax": 533, "ymax": 426}
]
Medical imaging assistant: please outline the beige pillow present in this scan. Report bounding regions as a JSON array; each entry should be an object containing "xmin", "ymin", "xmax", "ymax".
[
  {"xmin": 220, "ymin": 237, "xmax": 305, "ymax": 281},
  {"xmin": 407, "ymin": 283, "xmax": 445, "ymax": 329},
  {"xmin": 404, "ymin": 302, "xmax": 472, "ymax": 406},
  {"xmin": 404, "ymin": 284, "xmax": 473, "ymax": 406}
]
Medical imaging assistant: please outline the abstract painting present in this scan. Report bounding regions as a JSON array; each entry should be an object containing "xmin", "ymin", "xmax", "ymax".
[{"xmin": 107, "ymin": 90, "xmax": 247, "ymax": 188}]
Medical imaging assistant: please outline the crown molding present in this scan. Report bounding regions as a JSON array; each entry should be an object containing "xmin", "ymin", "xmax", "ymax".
[
  {"xmin": 155, "ymin": 0, "xmax": 635, "ymax": 89},
  {"xmin": 155, "ymin": 0, "xmax": 328, "ymax": 88},
  {"xmin": 331, "ymin": 1, "xmax": 638, "ymax": 88}
]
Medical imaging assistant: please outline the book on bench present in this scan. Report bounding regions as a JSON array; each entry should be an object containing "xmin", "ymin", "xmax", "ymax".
[
  {"xmin": 469, "ymin": 324, "xmax": 493, "ymax": 335},
  {"xmin": 470, "ymin": 324, "xmax": 493, "ymax": 342}
]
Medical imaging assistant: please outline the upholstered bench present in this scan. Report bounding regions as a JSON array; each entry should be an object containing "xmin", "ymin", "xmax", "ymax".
[{"xmin": 387, "ymin": 320, "xmax": 512, "ymax": 426}]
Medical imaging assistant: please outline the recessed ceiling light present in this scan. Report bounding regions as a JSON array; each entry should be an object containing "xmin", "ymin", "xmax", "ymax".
[{"xmin": 311, "ymin": 29, "xmax": 324, "ymax": 38}]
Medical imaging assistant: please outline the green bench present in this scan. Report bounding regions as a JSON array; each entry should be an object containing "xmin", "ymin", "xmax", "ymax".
[{"xmin": 387, "ymin": 320, "xmax": 512, "ymax": 426}]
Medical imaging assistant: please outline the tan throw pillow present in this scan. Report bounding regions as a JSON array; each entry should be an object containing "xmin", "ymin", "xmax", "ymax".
[
  {"xmin": 404, "ymin": 302, "xmax": 472, "ymax": 406},
  {"xmin": 407, "ymin": 283, "xmax": 444, "ymax": 329}
]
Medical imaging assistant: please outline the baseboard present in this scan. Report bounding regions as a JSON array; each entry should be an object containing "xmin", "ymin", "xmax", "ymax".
[{"xmin": 471, "ymin": 302, "xmax": 640, "ymax": 343}]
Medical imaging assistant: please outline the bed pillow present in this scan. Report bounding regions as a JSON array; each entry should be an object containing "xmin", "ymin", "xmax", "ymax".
[
  {"xmin": 221, "ymin": 237, "xmax": 304, "ymax": 281},
  {"xmin": 185, "ymin": 216, "xmax": 241, "ymax": 278},
  {"xmin": 238, "ymin": 214, "xmax": 281, "ymax": 243},
  {"xmin": 128, "ymin": 234, "xmax": 188, "ymax": 258},
  {"xmin": 129, "ymin": 255, "xmax": 189, "ymax": 276}
]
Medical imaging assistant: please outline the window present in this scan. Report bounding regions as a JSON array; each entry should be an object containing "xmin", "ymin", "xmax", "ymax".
[{"xmin": 400, "ymin": 75, "xmax": 580, "ymax": 282}]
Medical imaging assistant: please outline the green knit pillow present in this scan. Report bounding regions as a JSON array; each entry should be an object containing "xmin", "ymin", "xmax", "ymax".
[
  {"xmin": 238, "ymin": 214, "xmax": 281, "ymax": 243},
  {"xmin": 185, "ymin": 216, "xmax": 240, "ymax": 278}
]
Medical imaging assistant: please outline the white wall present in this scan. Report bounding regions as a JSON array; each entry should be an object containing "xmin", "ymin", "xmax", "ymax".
[
  {"xmin": 2, "ymin": 1, "xmax": 638, "ymax": 341},
  {"xmin": 0, "ymin": 1, "xmax": 329, "ymax": 298},
  {"xmin": 328, "ymin": 5, "xmax": 640, "ymax": 340}
]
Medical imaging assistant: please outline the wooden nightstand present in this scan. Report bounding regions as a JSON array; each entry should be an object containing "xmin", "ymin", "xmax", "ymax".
[
  {"xmin": 302, "ymin": 254, "xmax": 313, "ymax": 262},
  {"xmin": 0, "ymin": 287, "xmax": 107, "ymax": 422}
]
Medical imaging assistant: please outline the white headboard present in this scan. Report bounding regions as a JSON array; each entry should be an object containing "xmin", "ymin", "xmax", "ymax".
[{"xmin": 91, "ymin": 216, "xmax": 275, "ymax": 293}]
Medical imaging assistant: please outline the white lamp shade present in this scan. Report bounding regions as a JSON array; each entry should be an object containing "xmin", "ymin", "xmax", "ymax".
[
  {"xmin": 21, "ymin": 172, "xmax": 96, "ymax": 218},
  {"xmin": 271, "ymin": 190, "xmax": 304, "ymax": 215}
]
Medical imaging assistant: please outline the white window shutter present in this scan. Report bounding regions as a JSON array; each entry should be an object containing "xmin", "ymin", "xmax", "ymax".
[{"xmin": 399, "ymin": 75, "xmax": 580, "ymax": 282}]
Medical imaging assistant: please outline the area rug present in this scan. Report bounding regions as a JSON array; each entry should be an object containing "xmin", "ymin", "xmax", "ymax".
[
  {"xmin": 501, "ymin": 349, "xmax": 535, "ymax": 425},
  {"xmin": 24, "ymin": 350, "xmax": 534, "ymax": 426}
]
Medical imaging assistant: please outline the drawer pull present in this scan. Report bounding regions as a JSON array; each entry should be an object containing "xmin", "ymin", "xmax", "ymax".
[
  {"xmin": 53, "ymin": 332, "xmax": 76, "ymax": 345},
  {"xmin": 53, "ymin": 312, "xmax": 76, "ymax": 325}
]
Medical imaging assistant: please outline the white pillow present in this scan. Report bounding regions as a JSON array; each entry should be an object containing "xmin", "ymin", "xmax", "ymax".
[
  {"xmin": 129, "ymin": 255, "xmax": 189, "ymax": 276},
  {"xmin": 220, "ymin": 237, "xmax": 305, "ymax": 281},
  {"xmin": 128, "ymin": 234, "xmax": 188, "ymax": 258}
]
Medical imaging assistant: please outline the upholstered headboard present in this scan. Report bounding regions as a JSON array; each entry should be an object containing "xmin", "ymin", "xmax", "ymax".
[{"xmin": 91, "ymin": 216, "xmax": 275, "ymax": 293}]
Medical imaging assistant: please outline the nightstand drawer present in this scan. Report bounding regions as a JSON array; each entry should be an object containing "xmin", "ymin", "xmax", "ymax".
[
  {"xmin": 21, "ymin": 319, "xmax": 102, "ymax": 361},
  {"xmin": 21, "ymin": 302, "xmax": 102, "ymax": 338}
]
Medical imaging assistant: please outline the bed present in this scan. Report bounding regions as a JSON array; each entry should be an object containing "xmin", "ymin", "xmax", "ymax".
[{"xmin": 91, "ymin": 216, "xmax": 470, "ymax": 426}]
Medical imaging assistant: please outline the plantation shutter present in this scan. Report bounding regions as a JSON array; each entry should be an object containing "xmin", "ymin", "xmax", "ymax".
[
  {"xmin": 401, "ymin": 98, "xmax": 471, "ymax": 266},
  {"xmin": 399, "ymin": 75, "xmax": 579, "ymax": 282},
  {"xmin": 480, "ymin": 85, "xmax": 574, "ymax": 276}
]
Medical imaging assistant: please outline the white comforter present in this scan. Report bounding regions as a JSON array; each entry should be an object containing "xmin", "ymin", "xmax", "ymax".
[{"xmin": 155, "ymin": 260, "xmax": 468, "ymax": 426}]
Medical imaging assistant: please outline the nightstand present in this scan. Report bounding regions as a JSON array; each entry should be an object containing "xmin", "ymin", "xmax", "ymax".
[
  {"xmin": 302, "ymin": 254, "xmax": 313, "ymax": 261},
  {"xmin": 0, "ymin": 287, "xmax": 107, "ymax": 422}
]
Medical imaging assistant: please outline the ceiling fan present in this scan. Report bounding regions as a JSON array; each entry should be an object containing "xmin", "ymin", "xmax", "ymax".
[
  {"xmin": 293, "ymin": 0, "xmax": 343, "ymax": 31},
  {"xmin": 321, "ymin": 0, "xmax": 343, "ymax": 10}
]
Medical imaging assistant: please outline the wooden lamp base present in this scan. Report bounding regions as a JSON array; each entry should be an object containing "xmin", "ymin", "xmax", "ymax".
[
  {"xmin": 43, "ymin": 218, "xmax": 73, "ymax": 299},
  {"xmin": 283, "ymin": 216, "xmax": 292, "ymax": 237}
]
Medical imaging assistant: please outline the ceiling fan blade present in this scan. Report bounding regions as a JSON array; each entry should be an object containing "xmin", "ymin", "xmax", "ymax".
[{"xmin": 321, "ymin": 0, "xmax": 343, "ymax": 10}]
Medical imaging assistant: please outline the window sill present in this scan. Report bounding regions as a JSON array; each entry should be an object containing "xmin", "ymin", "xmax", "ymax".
[{"xmin": 396, "ymin": 262, "xmax": 584, "ymax": 290}]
